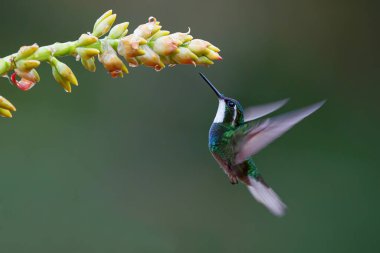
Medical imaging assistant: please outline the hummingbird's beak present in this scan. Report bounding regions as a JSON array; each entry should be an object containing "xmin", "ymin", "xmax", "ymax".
[{"xmin": 199, "ymin": 73, "xmax": 224, "ymax": 99}]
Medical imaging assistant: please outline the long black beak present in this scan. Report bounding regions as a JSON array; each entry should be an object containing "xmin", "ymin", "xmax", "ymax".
[{"xmin": 199, "ymin": 73, "xmax": 224, "ymax": 99}]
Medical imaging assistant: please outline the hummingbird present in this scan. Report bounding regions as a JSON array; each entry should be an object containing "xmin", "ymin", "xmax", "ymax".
[{"xmin": 199, "ymin": 73, "xmax": 325, "ymax": 216}]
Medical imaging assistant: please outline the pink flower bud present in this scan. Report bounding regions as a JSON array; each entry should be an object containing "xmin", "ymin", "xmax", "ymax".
[
  {"xmin": 99, "ymin": 42, "xmax": 128, "ymax": 78},
  {"xmin": 137, "ymin": 45, "xmax": 164, "ymax": 69},
  {"xmin": 205, "ymin": 50, "xmax": 222, "ymax": 61},
  {"xmin": 117, "ymin": 34, "xmax": 147, "ymax": 59},
  {"xmin": 11, "ymin": 69, "xmax": 40, "ymax": 91},
  {"xmin": 153, "ymin": 36, "xmax": 181, "ymax": 56},
  {"xmin": 13, "ymin": 78, "xmax": 35, "ymax": 91},
  {"xmin": 133, "ymin": 17, "xmax": 162, "ymax": 39},
  {"xmin": 187, "ymin": 39, "xmax": 210, "ymax": 55},
  {"xmin": 187, "ymin": 39, "xmax": 222, "ymax": 61},
  {"xmin": 15, "ymin": 69, "xmax": 40, "ymax": 82},
  {"xmin": 169, "ymin": 31, "xmax": 193, "ymax": 44}
]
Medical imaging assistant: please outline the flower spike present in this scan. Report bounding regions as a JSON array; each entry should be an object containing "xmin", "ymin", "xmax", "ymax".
[{"xmin": 0, "ymin": 9, "xmax": 221, "ymax": 118}]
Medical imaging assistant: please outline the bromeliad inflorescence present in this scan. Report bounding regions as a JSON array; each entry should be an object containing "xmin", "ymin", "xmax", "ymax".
[{"xmin": 0, "ymin": 10, "xmax": 222, "ymax": 118}]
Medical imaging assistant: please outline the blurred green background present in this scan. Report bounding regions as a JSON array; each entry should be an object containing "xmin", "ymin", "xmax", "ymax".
[{"xmin": 0, "ymin": 0, "xmax": 379, "ymax": 252}]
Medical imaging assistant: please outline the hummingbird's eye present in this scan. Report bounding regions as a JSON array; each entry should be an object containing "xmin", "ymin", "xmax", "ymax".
[{"xmin": 227, "ymin": 100, "xmax": 235, "ymax": 108}]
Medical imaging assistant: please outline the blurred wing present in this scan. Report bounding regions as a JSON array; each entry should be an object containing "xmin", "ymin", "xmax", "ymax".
[
  {"xmin": 244, "ymin": 98, "xmax": 289, "ymax": 122},
  {"xmin": 234, "ymin": 100, "xmax": 325, "ymax": 165}
]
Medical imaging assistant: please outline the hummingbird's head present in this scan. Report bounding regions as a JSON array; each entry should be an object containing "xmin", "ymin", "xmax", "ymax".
[{"xmin": 199, "ymin": 73, "xmax": 244, "ymax": 126}]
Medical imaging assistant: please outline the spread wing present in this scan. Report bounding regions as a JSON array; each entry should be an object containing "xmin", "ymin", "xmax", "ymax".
[
  {"xmin": 234, "ymin": 101, "xmax": 325, "ymax": 165},
  {"xmin": 244, "ymin": 98, "xmax": 289, "ymax": 122}
]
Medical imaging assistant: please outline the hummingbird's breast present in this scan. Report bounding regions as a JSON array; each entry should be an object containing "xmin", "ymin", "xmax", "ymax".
[
  {"xmin": 209, "ymin": 123, "xmax": 260, "ymax": 182},
  {"xmin": 208, "ymin": 123, "xmax": 235, "ymax": 162}
]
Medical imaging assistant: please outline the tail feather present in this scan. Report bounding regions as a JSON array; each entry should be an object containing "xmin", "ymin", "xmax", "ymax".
[{"xmin": 247, "ymin": 176, "xmax": 287, "ymax": 217}]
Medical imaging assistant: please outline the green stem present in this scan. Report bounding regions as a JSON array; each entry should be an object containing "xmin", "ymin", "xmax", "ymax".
[{"xmin": 0, "ymin": 37, "xmax": 115, "ymax": 76}]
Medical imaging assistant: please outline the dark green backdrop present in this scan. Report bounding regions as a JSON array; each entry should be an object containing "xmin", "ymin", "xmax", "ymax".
[{"xmin": 0, "ymin": 0, "xmax": 378, "ymax": 252}]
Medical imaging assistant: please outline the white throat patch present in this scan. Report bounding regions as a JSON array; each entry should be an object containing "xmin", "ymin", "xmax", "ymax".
[{"xmin": 213, "ymin": 100, "xmax": 226, "ymax": 123}]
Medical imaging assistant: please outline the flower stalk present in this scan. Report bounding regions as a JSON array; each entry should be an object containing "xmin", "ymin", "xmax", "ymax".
[{"xmin": 0, "ymin": 10, "xmax": 221, "ymax": 118}]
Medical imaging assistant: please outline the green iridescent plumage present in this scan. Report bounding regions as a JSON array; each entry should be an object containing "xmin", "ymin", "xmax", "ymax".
[{"xmin": 200, "ymin": 73, "xmax": 325, "ymax": 216}]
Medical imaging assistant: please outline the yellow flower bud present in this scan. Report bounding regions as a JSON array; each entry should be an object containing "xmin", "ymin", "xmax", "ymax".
[
  {"xmin": 93, "ymin": 14, "xmax": 117, "ymax": 38},
  {"xmin": 77, "ymin": 34, "xmax": 98, "ymax": 47},
  {"xmin": 52, "ymin": 67, "xmax": 71, "ymax": 93},
  {"xmin": 149, "ymin": 30, "xmax": 170, "ymax": 41},
  {"xmin": 205, "ymin": 50, "xmax": 222, "ymax": 61},
  {"xmin": 195, "ymin": 56, "xmax": 214, "ymax": 65},
  {"xmin": 15, "ymin": 44, "xmax": 39, "ymax": 60},
  {"xmin": 208, "ymin": 45, "xmax": 220, "ymax": 53},
  {"xmin": 187, "ymin": 39, "xmax": 221, "ymax": 60},
  {"xmin": 0, "ymin": 59, "xmax": 10, "ymax": 75},
  {"xmin": 76, "ymin": 48, "xmax": 100, "ymax": 60},
  {"xmin": 170, "ymin": 32, "xmax": 193, "ymax": 44},
  {"xmin": 0, "ymin": 108, "xmax": 12, "ymax": 118},
  {"xmin": 187, "ymin": 39, "xmax": 209, "ymax": 55},
  {"xmin": 16, "ymin": 60, "xmax": 40, "ymax": 72},
  {"xmin": 172, "ymin": 47, "xmax": 198, "ymax": 65},
  {"xmin": 0, "ymin": 96, "xmax": 16, "ymax": 111},
  {"xmin": 49, "ymin": 57, "xmax": 78, "ymax": 91},
  {"xmin": 81, "ymin": 57, "xmax": 96, "ymax": 72},
  {"xmin": 55, "ymin": 61, "xmax": 78, "ymax": 86},
  {"xmin": 93, "ymin": 10, "xmax": 113, "ymax": 29},
  {"xmin": 109, "ymin": 22, "xmax": 129, "ymax": 39}
]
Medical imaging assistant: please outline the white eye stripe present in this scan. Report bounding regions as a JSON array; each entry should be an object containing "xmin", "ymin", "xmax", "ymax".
[
  {"xmin": 213, "ymin": 100, "xmax": 226, "ymax": 123},
  {"xmin": 213, "ymin": 100, "xmax": 239, "ymax": 124}
]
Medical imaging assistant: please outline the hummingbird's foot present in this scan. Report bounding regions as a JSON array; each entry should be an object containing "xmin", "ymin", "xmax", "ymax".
[{"xmin": 229, "ymin": 175, "xmax": 239, "ymax": 185}]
